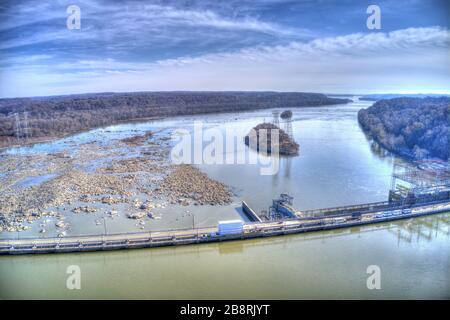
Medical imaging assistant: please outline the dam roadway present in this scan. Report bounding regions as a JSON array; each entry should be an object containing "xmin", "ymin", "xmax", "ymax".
[{"xmin": 1, "ymin": 201, "xmax": 449, "ymax": 255}]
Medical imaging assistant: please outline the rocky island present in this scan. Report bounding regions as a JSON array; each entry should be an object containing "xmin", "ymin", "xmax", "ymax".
[
  {"xmin": 244, "ymin": 123, "xmax": 299, "ymax": 156},
  {"xmin": 280, "ymin": 110, "xmax": 293, "ymax": 119}
]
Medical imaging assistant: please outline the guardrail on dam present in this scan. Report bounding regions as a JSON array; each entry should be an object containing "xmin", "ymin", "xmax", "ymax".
[{"xmin": 1, "ymin": 200, "xmax": 449, "ymax": 255}]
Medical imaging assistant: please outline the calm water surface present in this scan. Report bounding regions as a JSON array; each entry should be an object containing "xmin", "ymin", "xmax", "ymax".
[{"xmin": 0, "ymin": 215, "xmax": 449, "ymax": 299}]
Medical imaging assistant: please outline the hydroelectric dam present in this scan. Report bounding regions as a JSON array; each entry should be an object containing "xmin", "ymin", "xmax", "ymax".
[{"xmin": 1, "ymin": 160, "xmax": 449, "ymax": 255}]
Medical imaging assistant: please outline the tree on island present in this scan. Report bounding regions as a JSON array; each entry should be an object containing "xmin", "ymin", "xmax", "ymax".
[
  {"xmin": 280, "ymin": 110, "xmax": 292, "ymax": 119},
  {"xmin": 244, "ymin": 123, "xmax": 299, "ymax": 156}
]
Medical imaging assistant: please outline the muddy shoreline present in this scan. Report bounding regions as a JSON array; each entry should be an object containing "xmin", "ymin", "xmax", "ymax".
[
  {"xmin": 0, "ymin": 116, "xmax": 164, "ymax": 151},
  {"xmin": 0, "ymin": 127, "xmax": 234, "ymax": 236}
]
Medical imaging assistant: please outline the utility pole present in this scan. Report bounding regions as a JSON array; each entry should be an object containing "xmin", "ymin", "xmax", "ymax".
[
  {"xmin": 284, "ymin": 118, "xmax": 293, "ymax": 139},
  {"xmin": 272, "ymin": 110, "xmax": 280, "ymax": 127},
  {"xmin": 23, "ymin": 111, "xmax": 30, "ymax": 141},
  {"xmin": 14, "ymin": 113, "xmax": 22, "ymax": 139}
]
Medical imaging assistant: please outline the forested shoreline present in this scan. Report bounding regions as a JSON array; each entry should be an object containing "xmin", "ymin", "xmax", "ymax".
[
  {"xmin": 358, "ymin": 97, "xmax": 449, "ymax": 160},
  {"xmin": 0, "ymin": 91, "xmax": 350, "ymax": 148}
]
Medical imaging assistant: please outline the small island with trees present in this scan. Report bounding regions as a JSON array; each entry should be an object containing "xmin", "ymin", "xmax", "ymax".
[
  {"xmin": 358, "ymin": 97, "xmax": 449, "ymax": 160},
  {"xmin": 244, "ymin": 123, "xmax": 299, "ymax": 156},
  {"xmin": 280, "ymin": 110, "xmax": 293, "ymax": 119}
]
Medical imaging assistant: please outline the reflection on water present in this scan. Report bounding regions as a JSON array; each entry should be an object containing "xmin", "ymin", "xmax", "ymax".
[
  {"xmin": 388, "ymin": 214, "xmax": 450, "ymax": 244},
  {"xmin": 369, "ymin": 140, "xmax": 393, "ymax": 159},
  {"xmin": 15, "ymin": 173, "xmax": 58, "ymax": 188}
]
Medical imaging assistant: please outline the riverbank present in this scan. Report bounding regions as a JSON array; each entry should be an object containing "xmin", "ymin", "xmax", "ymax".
[
  {"xmin": 357, "ymin": 97, "xmax": 449, "ymax": 161},
  {"xmin": 0, "ymin": 91, "xmax": 351, "ymax": 149},
  {"xmin": 0, "ymin": 117, "xmax": 164, "ymax": 150}
]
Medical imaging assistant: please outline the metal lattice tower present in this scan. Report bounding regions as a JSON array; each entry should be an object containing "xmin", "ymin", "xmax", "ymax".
[
  {"xmin": 12, "ymin": 112, "xmax": 32, "ymax": 141},
  {"xmin": 389, "ymin": 159, "xmax": 450, "ymax": 205},
  {"xmin": 283, "ymin": 118, "xmax": 293, "ymax": 139},
  {"xmin": 391, "ymin": 159, "xmax": 450, "ymax": 189},
  {"xmin": 272, "ymin": 110, "xmax": 280, "ymax": 127},
  {"xmin": 13, "ymin": 113, "xmax": 23, "ymax": 139},
  {"xmin": 268, "ymin": 194, "xmax": 294, "ymax": 220},
  {"xmin": 23, "ymin": 111, "xmax": 31, "ymax": 140}
]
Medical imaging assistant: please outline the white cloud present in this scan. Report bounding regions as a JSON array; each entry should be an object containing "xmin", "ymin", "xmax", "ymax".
[
  {"xmin": 1, "ymin": 26, "xmax": 449, "ymax": 97},
  {"xmin": 0, "ymin": 1, "xmax": 308, "ymax": 50},
  {"xmin": 1, "ymin": 54, "xmax": 53, "ymax": 65},
  {"xmin": 131, "ymin": 4, "xmax": 303, "ymax": 36}
]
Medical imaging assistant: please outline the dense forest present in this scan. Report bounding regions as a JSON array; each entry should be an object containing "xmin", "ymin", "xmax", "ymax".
[
  {"xmin": 0, "ymin": 91, "xmax": 350, "ymax": 148},
  {"xmin": 359, "ymin": 93, "xmax": 450, "ymax": 101},
  {"xmin": 358, "ymin": 97, "xmax": 449, "ymax": 160}
]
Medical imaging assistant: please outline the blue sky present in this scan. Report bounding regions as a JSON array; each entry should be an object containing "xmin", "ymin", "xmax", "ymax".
[{"xmin": 0, "ymin": 0, "xmax": 449, "ymax": 97}]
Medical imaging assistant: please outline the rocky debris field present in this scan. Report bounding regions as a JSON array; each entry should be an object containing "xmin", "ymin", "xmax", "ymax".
[
  {"xmin": 72, "ymin": 206, "xmax": 98, "ymax": 214},
  {"xmin": 120, "ymin": 131, "xmax": 154, "ymax": 146},
  {"xmin": 100, "ymin": 157, "xmax": 163, "ymax": 174},
  {"xmin": 0, "ymin": 129, "xmax": 234, "ymax": 234},
  {"xmin": 156, "ymin": 164, "xmax": 232, "ymax": 206}
]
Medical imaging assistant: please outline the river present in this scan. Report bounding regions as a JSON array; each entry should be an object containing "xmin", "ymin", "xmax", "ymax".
[{"xmin": 0, "ymin": 97, "xmax": 449, "ymax": 299}]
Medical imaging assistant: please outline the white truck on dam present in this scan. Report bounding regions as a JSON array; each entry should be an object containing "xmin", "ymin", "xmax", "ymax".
[{"xmin": 217, "ymin": 220, "xmax": 244, "ymax": 236}]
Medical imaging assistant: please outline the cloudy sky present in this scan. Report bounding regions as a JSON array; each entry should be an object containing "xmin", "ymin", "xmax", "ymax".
[{"xmin": 0, "ymin": 0, "xmax": 449, "ymax": 97}]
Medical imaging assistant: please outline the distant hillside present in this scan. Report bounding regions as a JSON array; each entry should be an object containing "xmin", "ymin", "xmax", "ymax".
[
  {"xmin": 0, "ymin": 91, "xmax": 350, "ymax": 148},
  {"xmin": 360, "ymin": 93, "xmax": 450, "ymax": 101},
  {"xmin": 358, "ymin": 97, "xmax": 449, "ymax": 160}
]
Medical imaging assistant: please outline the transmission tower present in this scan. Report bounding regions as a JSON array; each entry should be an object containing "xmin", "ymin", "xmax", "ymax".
[
  {"xmin": 23, "ymin": 111, "xmax": 31, "ymax": 140},
  {"xmin": 13, "ymin": 113, "xmax": 23, "ymax": 139},
  {"xmin": 272, "ymin": 110, "xmax": 280, "ymax": 127},
  {"xmin": 283, "ymin": 118, "xmax": 293, "ymax": 139},
  {"xmin": 389, "ymin": 159, "xmax": 450, "ymax": 205}
]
